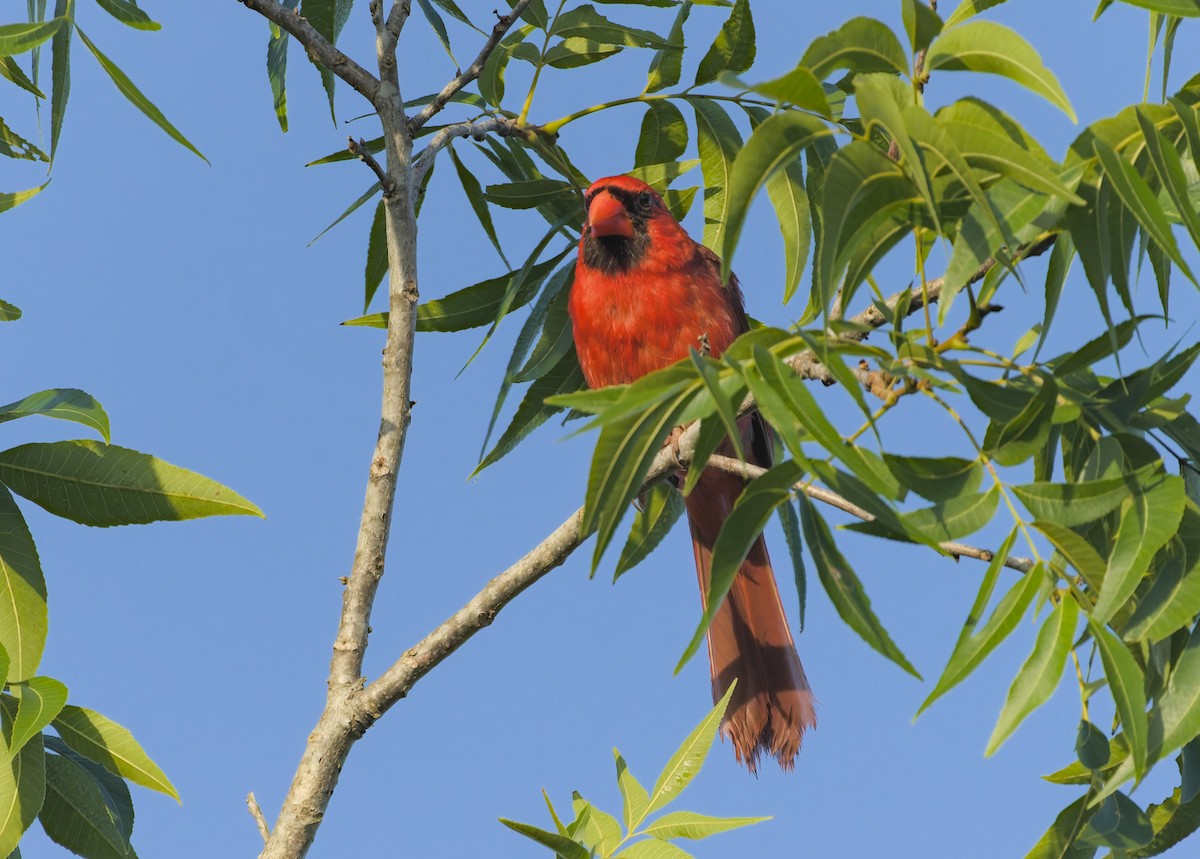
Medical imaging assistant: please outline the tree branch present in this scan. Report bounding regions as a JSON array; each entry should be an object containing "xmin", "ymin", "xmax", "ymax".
[
  {"xmin": 237, "ymin": 0, "xmax": 380, "ymax": 103},
  {"xmin": 407, "ymin": 0, "xmax": 536, "ymax": 133},
  {"xmin": 412, "ymin": 116, "xmax": 522, "ymax": 185},
  {"xmin": 349, "ymin": 136, "xmax": 391, "ymax": 192},
  {"xmin": 787, "ymin": 234, "xmax": 1057, "ymax": 389}
]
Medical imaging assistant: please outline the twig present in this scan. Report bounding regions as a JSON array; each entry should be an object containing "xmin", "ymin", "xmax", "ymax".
[
  {"xmin": 349, "ymin": 137, "xmax": 391, "ymax": 192},
  {"xmin": 705, "ymin": 455, "xmax": 1036, "ymax": 574},
  {"xmin": 247, "ymin": 793, "xmax": 270, "ymax": 844},
  {"xmin": 236, "ymin": 0, "xmax": 380, "ymax": 103},
  {"xmin": 408, "ymin": 0, "xmax": 536, "ymax": 132},
  {"xmin": 787, "ymin": 235, "xmax": 1057, "ymax": 390},
  {"xmin": 412, "ymin": 116, "xmax": 521, "ymax": 185},
  {"xmin": 914, "ymin": 0, "xmax": 937, "ymax": 94}
]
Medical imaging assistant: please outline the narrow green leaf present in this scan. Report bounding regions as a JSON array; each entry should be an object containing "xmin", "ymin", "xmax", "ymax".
[
  {"xmin": 479, "ymin": 24, "xmax": 533, "ymax": 106},
  {"xmin": 1080, "ymin": 790, "xmax": 1153, "ymax": 849},
  {"xmin": 74, "ymin": 26, "xmax": 206, "ymax": 162},
  {"xmin": 0, "ymin": 723, "xmax": 42, "ymax": 859},
  {"xmin": 694, "ymin": 0, "xmax": 753, "ymax": 85},
  {"xmin": 266, "ymin": 6, "xmax": 292, "ymax": 132},
  {"xmin": 49, "ymin": 0, "xmax": 70, "ymax": 160},
  {"xmin": 43, "ymin": 737, "xmax": 131, "ymax": 842},
  {"xmin": 0, "ymin": 389, "xmax": 109, "ymax": 442},
  {"xmin": 615, "ymin": 840, "xmax": 693, "ymax": 859},
  {"xmin": 543, "ymin": 36, "xmax": 622, "ymax": 68},
  {"xmin": 0, "ymin": 440, "xmax": 263, "ymax": 527},
  {"xmin": 723, "ymin": 65, "xmax": 833, "ymax": 117},
  {"xmin": 1032, "ymin": 519, "xmax": 1105, "ymax": 589},
  {"xmin": 485, "ymin": 178, "xmax": 575, "ymax": 210},
  {"xmin": 1013, "ymin": 476, "xmax": 1134, "ymax": 527},
  {"xmin": 1136, "ymin": 107, "xmax": 1200, "ymax": 254},
  {"xmin": 415, "ymin": 0, "xmax": 457, "ymax": 66},
  {"xmin": 615, "ymin": 484, "xmax": 684, "ymax": 580},
  {"xmin": 642, "ymin": 810, "xmax": 769, "ymax": 840},
  {"xmin": 777, "ymin": 499, "xmax": 806, "ymax": 631},
  {"xmin": 688, "ymin": 97, "xmax": 742, "ymax": 252},
  {"xmin": 1091, "ymin": 477, "xmax": 1185, "ymax": 626},
  {"xmin": 550, "ymin": 5, "xmax": 671, "ymax": 48},
  {"xmin": 416, "ymin": 258, "xmax": 560, "ymax": 332},
  {"xmin": 300, "ymin": 0, "xmax": 352, "ymax": 121},
  {"xmin": 917, "ymin": 531, "xmax": 1036, "ymax": 715},
  {"xmin": 944, "ymin": 0, "xmax": 1007, "ymax": 28},
  {"xmin": 39, "ymin": 753, "xmax": 129, "ymax": 859},
  {"xmin": 0, "ymin": 117, "xmax": 47, "ymax": 162},
  {"xmin": 499, "ymin": 818, "xmax": 589, "ymax": 859},
  {"xmin": 847, "ymin": 487, "xmax": 999, "ymax": 543},
  {"xmin": 800, "ymin": 496, "xmax": 920, "ymax": 677},
  {"xmin": 883, "ymin": 455, "xmax": 982, "ymax": 503},
  {"xmin": 645, "ymin": 682, "xmax": 736, "ymax": 818},
  {"xmin": 477, "ymin": 349, "xmax": 582, "ymax": 474},
  {"xmin": 1095, "ymin": 137, "xmax": 1196, "ymax": 284},
  {"xmin": 1023, "ymin": 793, "xmax": 1097, "ymax": 859},
  {"xmin": 0, "ymin": 55, "xmax": 44, "ymax": 97},
  {"xmin": 1116, "ymin": 0, "xmax": 1200, "ymax": 14},
  {"xmin": 1090, "ymin": 621, "xmax": 1149, "ymax": 781},
  {"xmin": 0, "ymin": 18, "xmax": 62, "ymax": 56},
  {"xmin": 902, "ymin": 0, "xmax": 943, "ymax": 53},
  {"xmin": 1126, "ymin": 781, "xmax": 1200, "ymax": 858},
  {"xmin": 614, "ymin": 749, "xmax": 650, "ymax": 834},
  {"xmin": 926, "ymin": 20, "xmax": 1075, "ymax": 120},
  {"xmin": 448, "ymin": 145, "xmax": 509, "ymax": 267},
  {"xmin": 985, "ymin": 594, "xmax": 1079, "ymax": 756},
  {"xmin": 363, "ymin": 200, "xmax": 387, "ymax": 311},
  {"xmin": 0, "ymin": 182, "xmax": 48, "ymax": 214},
  {"xmin": 95, "ymin": 0, "xmax": 160, "ymax": 30},
  {"xmin": 53, "ymin": 704, "xmax": 178, "ymax": 801},
  {"xmin": 9, "ymin": 677, "xmax": 67, "ymax": 755},
  {"xmin": 0, "ymin": 486, "xmax": 47, "ymax": 683},
  {"xmin": 1123, "ymin": 506, "xmax": 1200, "ymax": 641},
  {"xmin": 644, "ymin": 0, "xmax": 688, "ymax": 93},
  {"xmin": 571, "ymin": 792, "xmax": 620, "ymax": 855},
  {"xmin": 720, "ymin": 111, "xmax": 829, "ymax": 282}
]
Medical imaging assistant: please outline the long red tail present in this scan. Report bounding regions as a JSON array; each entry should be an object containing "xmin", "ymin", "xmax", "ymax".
[{"xmin": 685, "ymin": 467, "xmax": 816, "ymax": 772}]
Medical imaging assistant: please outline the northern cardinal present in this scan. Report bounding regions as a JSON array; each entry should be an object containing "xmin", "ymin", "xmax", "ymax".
[{"xmin": 568, "ymin": 175, "xmax": 815, "ymax": 771}]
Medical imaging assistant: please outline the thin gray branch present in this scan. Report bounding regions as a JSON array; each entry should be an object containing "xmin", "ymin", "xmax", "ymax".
[
  {"xmin": 349, "ymin": 136, "xmax": 391, "ymax": 192},
  {"xmin": 247, "ymin": 793, "xmax": 270, "ymax": 843},
  {"xmin": 237, "ymin": 0, "xmax": 380, "ymax": 103},
  {"xmin": 412, "ymin": 116, "xmax": 521, "ymax": 185},
  {"xmin": 408, "ymin": 0, "xmax": 536, "ymax": 132},
  {"xmin": 705, "ymin": 455, "xmax": 1036, "ymax": 574}
]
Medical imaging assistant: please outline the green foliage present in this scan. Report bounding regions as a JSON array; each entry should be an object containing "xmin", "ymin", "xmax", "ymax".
[
  {"xmin": 501, "ymin": 683, "xmax": 768, "ymax": 858},
  {"xmin": 286, "ymin": 0, "xmax": 1200, "ymax": 853}
]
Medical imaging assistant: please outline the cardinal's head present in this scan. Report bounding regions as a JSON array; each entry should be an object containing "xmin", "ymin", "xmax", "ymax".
[{"xmin": 579, "ymin": 175, "xmax": 692, "ymax": 275}]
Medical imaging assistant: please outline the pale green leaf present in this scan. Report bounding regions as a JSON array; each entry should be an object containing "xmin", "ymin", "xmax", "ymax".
[
  {"xmin": 645, "ymin": 683, "xmax": 736, "ymax": 818},
  {"xmin": 0, "ymin": 486, "xmax": 46, "ymax": 682},
  {"xmin": 53, "ymin": 704, "xmax": 177, "ymax": 801},
  {"xmin": 0, "ymin": 389, "xmax": 109, "ymax": 442},
  {"xmin": 1090, "ymin": 621, "xmax": 1148, "ymax": 781}
]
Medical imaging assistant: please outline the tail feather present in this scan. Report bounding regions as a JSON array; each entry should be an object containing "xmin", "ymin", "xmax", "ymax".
[{"xmin": 686, "ymin": 468, "xmax": 816, "ymax": 772}]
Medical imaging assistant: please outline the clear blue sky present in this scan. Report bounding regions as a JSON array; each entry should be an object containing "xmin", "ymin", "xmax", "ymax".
[{"xmin": 4, "ymin": 1, "xmax": 1200, "ymax": 856}]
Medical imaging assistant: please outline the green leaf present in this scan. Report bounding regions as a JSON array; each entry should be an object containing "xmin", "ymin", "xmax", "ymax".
[
  {"xmin": 0, "ymin": 18, "xmax": 62, "ymax": 56},
  {"xmin": 550, "ymin": 4, "xmax": 671, "ymax": 48},
  {"xmin": 1023, "ymin": 793, "xmax": 1097, "ymax": 859},
  {"xmin": 678, "ymin": 462, "xmax": 803, "ymax": 670},
  {"xmin": 0, "ymin": 486, "xmax": 47, "ymax": 683},
  {"xmin": 0, "ymin": 726, "xmax": 42, "ymax": 859},
  {"xmin": 688, "ymin": 97, "xmax": 742, "ymax": 252},
  {"xmin": 1013, "ymin": 476, "xmax": 1134, "ymax": 527},
  {"xmin": 694, "ymin": 0, "xmax": 753, "ymax": 86},
  {"xmin": 615, "ymin": 840, "xmax": 693, "ymax": 859},
  {"xmin": 9, "ymin": 678, "xmax": 67, "ymax": 755},
  {"xmin": 644, "ymin": 0, "xmax": 688, "ymax": 93},
  {"xmin": 1091, "ymin": 477, "xmax": 1186, "ymax": 626},
  {"xmin": 416, "ymin": 258, "xmax": 561, "ymax": 332},
  {"xmin": 0, "ymin": 55, "xmax": 43, "ymax": 97},
  {"xmin": 723, "ymin": 65, "xmax": 834, "ymax": 117},
  {"xmin": 0, "ymin": 440, "xmax": 263, "ymax": 527},
  {"xmin": 1090, "ymin": 621, "xmax": 1148, "ymax": 781},
  {"xmin": 847, "ymin": 487, "xmax": 999, "ymax": 543},
  {"xmin": 0, "ymin": 182, "xmax": 49, "ymax": 214},
  {"xmin": 43, "ymin": 737, "xmax": 131, "ymax": 842},
  {"xmin": 1080, "ymin": 790, "xmax": 1153, "ymax": 849},
  {"xmin": 571, "ymin": 792, "xmax": 620, "ymax": 854},
  {"xmin": 1032, "ymin": 519, "xmax": 1105, "ymax": 590},
  {"xmin": 926, "ymin": 20, "xmax": 1075, "ymax": 120},
  {"xmin": 309, "ymin": 183, "xmax": 381, "ymax": 246},
  {"xmin": 543, "ymin": 36, "xmax": 622, "ymax": 68},
  {"xmin": 265, "ymin": 0, "xmax": 296, "ymax": 132},
  {"xmin": 49, "ymin": 0, "xmax": 70, "ymax": 161},
  {"xmin": 614, "ymin": 749, "xmax": 649, "ymax": 833},
  {"xmin": 499, "ymin": 818, "xmax": 589, "ymax": 859},
  {"xmin": 944, "ymin": 0, "xmax": 1007, "ymax": 28},
  {"xmin": 720, "ymin": 111, "xmax": 829, "ymax": 284},
  {"xmin": 1116, "ymin": 0, "xmax": 1200, "ymax": 14},
  {"xmin": 478, "ymin": 24, "xmax": 532, "ymax": 106},
  {"xmin": 448, "ymin": 145, "xmax": 509, "ymax": 267},
  {"xmin": 985, "ymin": 594, "xmax": 1078, "ymax": 756},
  {"xmin": 363, "ymin": 200, "xmax": 387, "ymax": 311},
  {"xmin": 634, "ymin": 101, "xmax": 688, "ymax": 168},
  {"xmin": 800, "ymin": 16, "xmax": 908, "ymax": 80},
  {"xmin": 96, "ymin": 0, "xmax": 160, "ymax": 30},
  {"xmin": 1123, "ymin": 506, "xmax": 1200, "ymax": 641},
  {"xmin": 485, "ymin": 178, "xmax": 575, "ymax": 210},
  {"xmin": 0, "ymin": 299, "xmax": 20, "ymax": 322},
  {"xmin": 883, "ymin": 455, "xmax": 982, "ymax": 503},
  {"xmin": 1077, "ymin": 719, "xmax": 1111, "ymax": 770},
  {"xmin": 300, "ymin": 0, "xmax": 352, "ymax": 121},
  {"xmin": 74, "ymin": 26, "xmax": 206, "ymax": 162},
  {"xmin": 645, "ymin": 682, "xmax": 736, "ymax": 818},
  {"xmin": 901, "ymin": 0, "xmax": 943, "ymax": 53},
  {"xmin": 477, "ymin": 349, "xmax": 582, "ymax": 474},
  {"xmin": 0, "ymin": 117, "xmax": 47, "ymax": 162},
  {"xmin": 917, "ymin": 531, "xmax": 1037, "ymax": 715},
  {"xmin": 1136, "ymin": 107, "xmax": 1200, "ymax": 253},
  {"xmin": 0, "ymin": 389, "xmax": 109, "ymax": 442},
  {"xmin": 777, "ymin": 499, "xmax": 806, "ymax": 631},
  {"xmin": 615, "ymin": 484, "xmax": 684, "ymax": 581},
  {"xmin": 416, "ymin": 0, "xmax": 457, "ymax": 66},
  {"xmin": 39, "ymin": 753, "xmax": 130, "ymax": 859},
  {"xmin": 53, "ymin": 704, "xmax": 178, "ymax": 801},
  {"xmin": 642, "ymin": 810, "xmax": 769, "ymax": 840},
  {"xmin": 800, "ymin": 496, "xmax": 920, "ymax": 677},
  {"xmin": 1094, "ymin": 137, "xmax": 1196, "ymax": 284}
]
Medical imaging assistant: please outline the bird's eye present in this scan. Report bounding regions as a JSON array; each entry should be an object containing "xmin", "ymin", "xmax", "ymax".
[{"xmin": 636, "ymin": 190, "xmax": 654, "ymax": 212}]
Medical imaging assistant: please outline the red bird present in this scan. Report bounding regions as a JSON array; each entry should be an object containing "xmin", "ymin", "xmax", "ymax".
[{"xmin": 568, "ymin": 175, "xmax": 816, "ymax": 771}]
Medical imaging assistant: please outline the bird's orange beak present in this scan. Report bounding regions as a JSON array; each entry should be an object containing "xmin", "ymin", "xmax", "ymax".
[{"xmin": 587, "ymin": 190, "xmax": 634, "ymax": 239}]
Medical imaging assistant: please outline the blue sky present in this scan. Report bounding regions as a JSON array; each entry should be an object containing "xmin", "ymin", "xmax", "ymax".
[{"xmin": 4, "ymin": 1, "xmax": 1200, "ymax": 856}]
